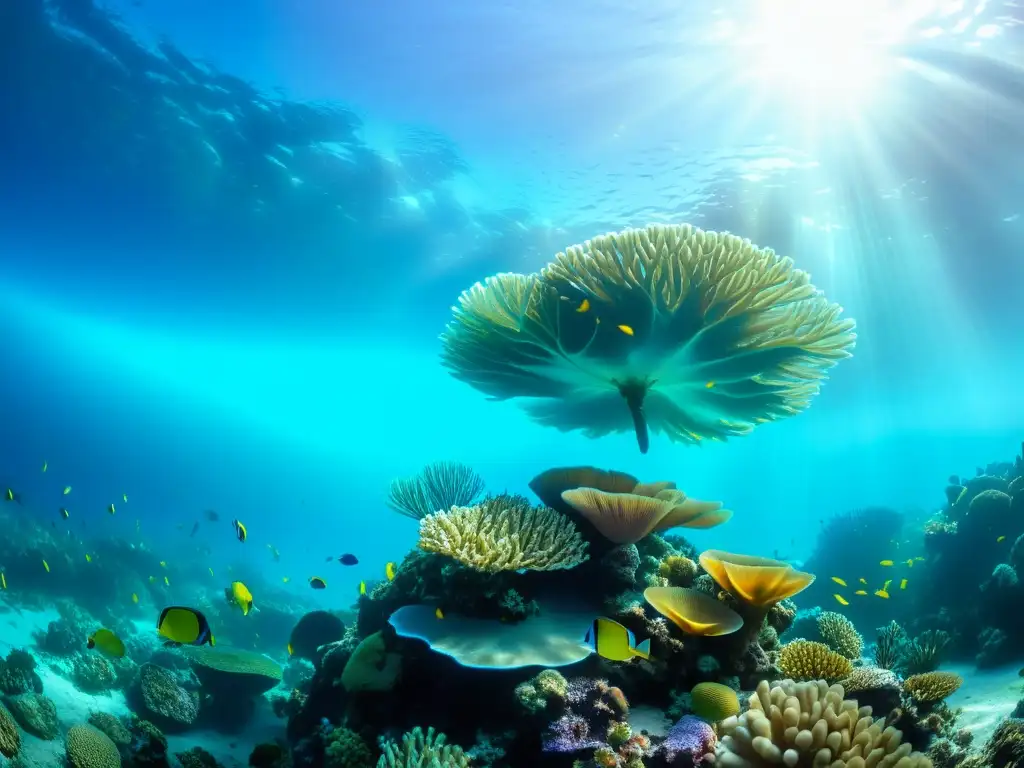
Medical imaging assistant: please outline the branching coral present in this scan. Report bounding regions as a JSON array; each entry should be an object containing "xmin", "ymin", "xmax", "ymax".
[
  {"xmin": 903, "ymin": 672, "xmax": 962, "ymax": 704},
  {"xmin": 325, "ymin": 727, "xmax": 374, "ymax": 768},
  {"xmin": 778, "ymin": 640, "xmax": 854, "ymax": 681},
  {"xmin": 418, "ymin": 497, "xmax": 588, "ymax": 572},
  {"xmin": 875, "ymin": 621, "xmax": 908, "ymax": 671},
  {"xmin": 515, "ymin": 669, "xmax": 568, "ymax": 714},
  {"xmin": 440, "ymin": 223, "xmax": 856, "ymax": 454},
  {"xmin": 903, "ymin": 631, "xmax": 951, "ymax": 675},
  {"xmin": 717, "ymin": 679, "xmax": 932, "ymax": 768},
  {"xmin": 387, "ymin": 461, "xmax": 485, "ymax": 520},
  {"xmin": 377, "ymin": 726, "xmax": 469, "ymax": 768},
  {"xmin": 817, "ymin": 612, "xmax": 864, "ymax": 660}
]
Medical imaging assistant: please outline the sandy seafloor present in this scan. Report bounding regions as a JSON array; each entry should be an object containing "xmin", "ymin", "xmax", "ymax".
[
  {"xmin": 0, "ymin": 604, "xmax": 284, "ymax": 768},
  {"xmin": 946, "ymin": 662, "xmax": 1023, "ymax": 746}
]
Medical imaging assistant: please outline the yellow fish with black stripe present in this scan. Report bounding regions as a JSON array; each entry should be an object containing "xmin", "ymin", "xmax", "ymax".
[
  {"xmin": 87, "ymin": 628, "xmax": 126, "ymax": 659},
  {"xmin": 157, "ymin": 606, "xmax": 215, "ymax": 647},
  {"xmin": 584, "ymin": 617, "xmax": 651, "ymax": 662}
]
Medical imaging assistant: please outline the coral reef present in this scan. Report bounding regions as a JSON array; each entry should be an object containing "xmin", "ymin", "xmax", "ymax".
[
  {"xmin": 4, "ymin": 692, "xmax": 58, "ymax": 739},
  {"xmin": 0, "ymin": 648, "xmax": 43, "ymax": 695},
  {"xmin": 324, "ymin": 726, "xmax": 375, "ymax": 768},
  {"xmin": 66, "ymin": 723, "xmax": 122, "ymax": 768},
  {"xmin": 130, "ymin": 663, "xmax": 200, "ymax": 731},
  {"xmin": 378, "ymin": 726, "xmax": 469, "ymax": 768},
  {"xmin": 387, "ymin": 461, "xmax": 486, "ymax": 520},
  {"xmin": 817, "ymin": 612, "xmax": 864, "ymax": 660},
  {"xmin": 0, "ymin": 702, "xmax": 20, "ymax": 759},
  {"xmin": 778, "ymin": 640, "xmax": 854, "ymax": 681},
  {"xmin": 902, "ymin": 673, "xmax": 962, "ymax": 705}
]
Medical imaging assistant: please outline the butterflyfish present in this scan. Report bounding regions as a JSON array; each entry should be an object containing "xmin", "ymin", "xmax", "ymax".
[
  {"xmin": 435, "ymin": 607, "xmax": 444, "ymax": 620},
  {"xmin": 228, "ymin": 581, "xmax": 254, "ymax": 616},
  {"xmin": 42, "ymin": 560, "xmax": 50, "ymax": 573},
  {"xmin": 87, "ymin": 628, "xmax": 125, "ymax": 659},
  {"xmin": 900, "ymin": 578, "xmax": 908, "ymax": 590},
  {"xmin": 358, "ymin": 581, "xmax": 366, "ymax": 595},
  {"xmin": 338, "ymin": 553, "xmax": 358, "ymax": 566},
  {"xmin": 831, "ymin": 577, "xmax": 847, "ymax": 587},
  {"xmin": 60, "ymin": 508, "xmax": 69, "ymax": 519},
  {"xmin": 576, "ymin": 299, "xmax": 590, "ymax": 313},
  {"xmin": 232, "ymin": 519, "xmax": 247, "ymax": 543},
  {"xmin": 309, "ymin": 576, "xmax": 327, "ymax": 590},
  {"xmin": 584, "ymin": 617, "xmax": 651, "ymax": 662},
  {"xmin": 880, "ymin": 560, "xmax": 893, "ymax": 566},
  {"xmin": 157, "ymin": 606, "xmax": 215, "ymax": 646},
  {"xmin": 854, "ymin": 590, "xmax": 867, "ymax": 596},
  {"xmin": 834, "ymin": 594, "xmax": 849, "ymax": 606},
  {"xmin": 617, "ymin": 324, "xmax": 634, "ymax": 336},
  {"xmin": 874, "ymin": 590, "xmax": 890, "ymax": 599},
  {"xmin": 385, "ymin": 562, "xmax": 396, "ymax": 581}
]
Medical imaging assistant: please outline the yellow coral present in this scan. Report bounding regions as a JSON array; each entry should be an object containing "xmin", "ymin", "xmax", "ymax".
[
  {"xmin": 659, "ymin": 555, "xmax": 698, "ymax": 587},
  {"xmin": 903, "ymin": 672, "xmax": 962, "ymax": 703},
  {"xmin": 418, "ymin": 498, "xmax": 588, "ymax": 572},
  {"xmin": 778, "ymin": 639, "xmax": 853, "ymax": 681},
  {"xmin": 817, "ymin": 611, "xmax": 864, "ymax": 660},
  {"xmin": 0, "ymin": 703, "xmax": 19, "ymax": 759},
  {"xmin": 66, "ymin": 724, "xmax": 121, "ymax": 768},
  {"xmin": 717, "ymin": 679, "xmax": 932, "ymax": 768}
]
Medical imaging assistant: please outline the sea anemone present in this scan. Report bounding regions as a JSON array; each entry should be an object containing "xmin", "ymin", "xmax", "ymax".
[{"xmin": 441, "ymin": 224, "xmax": 855, "ymax": 453}]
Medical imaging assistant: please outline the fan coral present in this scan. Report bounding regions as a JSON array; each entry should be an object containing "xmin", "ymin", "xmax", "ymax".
[
  {"xmin": 440, "ymin": 223, "xmax": 856, "ymax": 454},
  {"xmin": 65, "ymin": 724, "xmax": 121, "ymax": 768},
  {"xmin": 903, "ymin": 631, "xmax": 951, "ymax": 675},
  {"xmin": 778, "ymin": 640, "xmax": 854, "ymax": 681},
  {"xmin": 717, "ymin": 679, "xmax": 932, "ymax": 768},
  {"xmin": 418, "ymin": 498, "xmax": 588, "ymax": 572},
  {"xmin": 875, "ymin": 621, "xmax": 908, "ymax": 671},
  {"xmin": 817, "ymin": 612, "xmax": 864, "ymax": 660},
  {"xmin": 903, "ymin": 672, "xmax": 963, "ymax": 704},
  {"xmin": 377, "ymin": 726, "xmax": 469, "ymax": 768},
  {"xmin": 387, "ymin": 461, "xmax": 485, "ymax": 520}
]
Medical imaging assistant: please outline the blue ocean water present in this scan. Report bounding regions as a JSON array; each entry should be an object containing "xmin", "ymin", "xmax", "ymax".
[{"xmin": 1, "ymin": 0, "xmax": 1022, "ymax": 617}]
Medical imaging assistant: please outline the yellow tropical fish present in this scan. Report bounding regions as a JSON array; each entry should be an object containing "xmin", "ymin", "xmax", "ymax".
[
  {"xmin": 85, "ymin": 554, "xmax": 92, "ymax": 563},
  {"xmin": 209, "ymin": 567, "xmax": 214, "ymax": 577},
  {"xmin": 87, "ymin": 628, "xmax": 125, "ymax": 659},
  {"xmin": 874, "ymin": 589, "xmax": 889, "ymax": 599},
  {"xmin": 833, "ymin": 594, "xmax": 849, "ymax": 606},
  {"xmin": 42, "ymin": 560, "xmax": 50, "ymax": 573},
  {"xmin": 132, "ymin": 593, "xmax": 139, "ymax": 604},
  {"xmin": 617, "ymin": 324, "xmax": 634, "ymax": 336},
  {"xmin": 60, "ymin": 508, "xmax": 70, "ymax": 519},
  {"xmin": 385, "ymin": 562, "xmax": 396, "ymax": 581},
  {"xmin": 287, "ymin": 642, "xmax": 294, "ymax": 656},
  {"xmin": 282, "ymin": 576, "xmax": 290, "ymax": 583},
  {"xmin": 63, "ymin": 486, "xmax": 72, "ymax": 495},
  {"xmin": 858, "ymin": 578, "xmax": 867, "ymax": 584},
  {"xmin": 854, "ymin": 590, "xmax": 867, "ymax": 596},
  {"xmin": 904, "ymin": 558, "xmax": 914, "ymax": 567},
  {"xmin": 1, "ymin": 573, "xmax": 6, "ymax": 590},
  {"xmin": 914, "ymin": 557, "xmax": 925, "ymax": 562},
  {"xmin": 705, "ymin": 381, "xmax": 715, "ymax": 389},
  {"xmin": 576, "ymin": 299, "xmax": 590, "ymax": 313},
  {"xmin": 229, "ymin": 581, "xmax": 254, "ymax": 616},
  {"xmin": 108, "ymin": 503, "xmax": 115, "ymax": 514},
  {"xmin": 149, "ymin": 576, "xmax": 156, "ymax": 583},
  {"xmin": 163, "ymin": 576, "xmax": 170, "ymax": 586},
  {"xmin": 883, "ymin": 579, "xmax": 892, "ymax": 591},
  {"xmin": 359, "ymin": 581, "xmax": 366, "ymax": 595},
  {"xmin": 900, "ymin": 578, "xmax": 908, "ymax": 590},
  {"xmin": 879, "ymin": 560, "xmax": 893, "ymax": 567},
  {"xmin": 997, "ymin": 536, "xmax": 1006, "ymax": 543},
  {"xmin": 831, "ymin": 577, "xmax": 847, "ymax": 587},
  {"xmin": 435, "ymin": 607, "xmax": 444, "ymax": 619}
]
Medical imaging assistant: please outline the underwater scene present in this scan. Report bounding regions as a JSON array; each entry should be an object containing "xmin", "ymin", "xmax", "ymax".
[{"xmin": 2, "ymin": 0, "xmax": 1024, "ymax": 766}]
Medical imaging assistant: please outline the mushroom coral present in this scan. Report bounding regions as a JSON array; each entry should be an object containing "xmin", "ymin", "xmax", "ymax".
[
  {"xmin": 644, "ymin": 586, "xmax": 744, "ymax": 636},
  {"xmin": 440, "ymin": 223, "xmax": 856, "ymax": 453}
]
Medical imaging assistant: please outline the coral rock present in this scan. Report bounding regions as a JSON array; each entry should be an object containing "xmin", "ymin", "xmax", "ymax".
[
  {"xmin": 651, "ymin": 715, "xmax": 717, "ymax": 768},
  {"xmin": 66, "ymin": 724, "xmax": 122, "ymax": 768},
  {"xmin": 4, "ymin": 692, "xmax": 59, "ymax": 739}
]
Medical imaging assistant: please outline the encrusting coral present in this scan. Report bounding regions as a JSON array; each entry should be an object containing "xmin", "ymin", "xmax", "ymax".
[
  {"xmin": 717, "ymin": 678, "xmax": 932, "ymax": 768},
  {"xmin": 817, "ymin": 611, "xmax": 864, "ymax": 660},
  {"xmin": 418, "ymin": 496, "xmax": 588, "ymax": 572},
  {"xmin": 440, "ymin": 223, "xmax": 856, "ymax": 453},
  {"xmin": 902, "ymin": 672, "xmax": 963, "ymax": 704},
  {"xmin": 778, "ymin": 640, "xmax": 854, "ymax": 681}
]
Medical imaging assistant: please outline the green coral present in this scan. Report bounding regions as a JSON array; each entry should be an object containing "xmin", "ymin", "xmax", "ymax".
[
  {"xmin": 341, "ymin": 632, "xmax": 401, "ymax": 693},
  {"xmin": 4, "ymin": 693, "xmax": 58, "ymax": 739},
  {"xmin": 184, "ymin": 646, "xmax": 283, "ymax": 697},
  {"xmin": 175, "ymin": 747, "xmax": 222, "ymax": 767},
  {"xmin": 325, "ymin": 727, "xmax": 374, "ymax": 768},
  {"xmin": 607, "ymin": 721, "xmax": 632, "ymax": 748},
  {"xmin": 87, "ymin": 712, "xmax": 131, "ymax": 746},
  {"xmin": 72, "ymin": 654, "xmax": 117, "ymax": 693},
  {"xmin": 377, "ymin": 727, "xmax": 469, "ymax": 768},
  {"xmin": 816, "ymin": 611, "xmax": 863, "ymax": 659},
  {"xmin": 514, "ymin": 669, "xmax": 567, "ymax": 714},
  {"xmin": 0, "ymin": 648, "xmax": 42, "ymax": 695},
  {"xmin": 0, "ymin": 702, "xmax": 20, "ymax": 758},
  {"xmin": 66, "ymin": 724, "xmax": 121, "ymax": 768},
  {"xmin": 658, "ymin": 555, "xmax": 698, "ymax": 587}
]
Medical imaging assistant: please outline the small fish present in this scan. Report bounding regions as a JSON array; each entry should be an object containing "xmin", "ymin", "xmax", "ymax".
[
  {"xmin": 617, "ymin": 324, "xmax": 634, "ymax": 336},
  {"xmin": 337, "ymin": 553, "xmax": 359, "ymax": 566},
  {"xmin": 42, "ymin": 560, "xmax": 50, "ymax": 573},
  {"xmin": 60, "ymin": 508, "xmax": 69, "ymax": 519},
  {"xmin": 576, "ymin": 298, "xmax": 590, "ymax": 313},
  {"xmin": 282, "ymin": 577, "xmax": 290, "ymax": 583},
  {"xmin": 875, "ymin": 589, "xmax": 889, "ymax": 599},
  {"xmin": 228, "ymin": 581, "xmax": 254, "ymax": 616},
  {"xmin": 831, "ymin": 577, "xmax": 847, "ymax": 587},
  {"xmin": 63, "ymin": 486, "xmax": 72, "ymax": 495},
  {"xmin": 309, "ymin": 576, "xmax": 327, "ymax": 590},
  {"xmin": 705, "ymin": 381, "xmax": 715, "ymax": 389},
  {"xmin": 132, "ymin": 593, "xmax": 139, "ymax": 604},
  {"xmin": 435, "ymin": 607, "xmax": 444, "ymax": 619},
  {"xmin": 900, "ymin": 578, "xmax": 908, "ymax": 590},
  {"xmin": 208, "ymin": 567, "xmax": 214, "ymax": 577},
  {"xmin": 159, "ymin": 561, "xmax": 167, "ymax": 568},
  {"xmin": 267, "ymin": 545, "xmax": 280, "ymax": 562},
  {"xmin": 904, "ymin": 558, "xmax": 914, "ymax": 567},
  {"xmin": 4, "ymin": 489, "xmax": 21, "ymax": 504},
  {"xmin": 42, "ymin": 460, "xmax": 47, "ymax": 472},
  {"xmin": 1, "ymin": 573, "xmax": 6, "ymax": 590},
  {"xmin": 358, "ymin": 581, "xmax": 366, "ymax": 595},
  {"xmin": 854, "ymin": 589, "xmax": 867, "ymax": 596},
  {"xmin": 163, "ymin": 576, "xmax": 170, "ymax": 586},
  {"xmin": 189, "ymin": 521, "xmax": 199, "ymax": 537},
  {"xmin": 108, "ymin": 503, "xmax": 115, "ymax": 514},
  {"xmin": 385, "ymin": 562, "xmax": 396, "ymax": 581},
  {"xmin": 998, "ymin": 536, "xmax": 1006, "ymax": 543},
  {"xmin": 858, "ymin": 578, "xmax": 867, "ymax": 584},
  {"xmin": 123, "ymin": 493, "xmax": 128, "ymax": 502},
  {"xmin": 149, "ymin": 576, "xmax": 156, "ymax": 583},
  {"xmin": 833, "ymin": 594, "xmax": 849, "ymax": 606},
  {"xmin": 87, "ymin": 628, "xmax": 125, "ymax": 659},
  {"xmin": 879, "ymin": 560, "xmax": 893, "ymax": 566},
  {"xmin": 232, "ymin": 519, "xmax": 247, "ymax": 543},
  {"xmin": 287, "ymin": 642, "xmax": 294, "ymax": 656},
  {"xmin": 85, "ymin": 554, "xmax": 92, "ymax": 563},
  {"xmin": 914, "ymin": 556, "xmax": 925, "ymax": 562},
  {"xmin": 883, "ymin": 579, "xmax": 892, "ymax": 591}
]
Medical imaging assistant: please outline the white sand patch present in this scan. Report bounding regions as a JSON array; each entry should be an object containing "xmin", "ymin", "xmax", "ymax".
[
  {"xmin": 39, "ymin": 666, "xmax": 130, "ymax": 727},
  {"xmin": 946, "ymin": 662, "xmax": 1023, "ymax": 746},
  {"xmin": 0, "ymin": 606, "xmax": 59, "ymax": 650}
]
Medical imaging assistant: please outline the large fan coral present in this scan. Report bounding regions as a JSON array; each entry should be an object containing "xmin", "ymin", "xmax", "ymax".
[
  {"xmin": 387, "ymin": 461, "xmax": 485, "ymax": 520},
  {"xmin": 441, "ymin": 224, "xmax": 856, "ymax": 453},
  {"xmin": 418, "ymin": 496, "xmax": 588, "ymax": 572}
]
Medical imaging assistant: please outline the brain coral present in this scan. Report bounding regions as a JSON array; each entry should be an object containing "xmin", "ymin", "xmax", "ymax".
[
  {"xmin": 418, "ymin": 497, "xmax": 588, "ymax": 572},
  {"xmin": 0, "ymin": 702, "xmax": 20, "ymax": 758},
  {"xmin": 779, "ymin": 640, "xmax": 854, "ymax": 681},
  {"xmin": 717, "ymin": 679, "xmax": 932, "ymax": 768},
  {"xmin": 441, "ymin": 223, "xmax": 856, "ymax": 453},
  {"xmin": 66, "ymin": 724, "xmax": 121, "ymax": 768},
  {"xmin": 817, "ymin": 612, "xmax": 864, "ymax": 660}
]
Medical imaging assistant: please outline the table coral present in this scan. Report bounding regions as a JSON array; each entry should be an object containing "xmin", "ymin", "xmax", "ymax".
[{"xmin": 903, "ymin": 672, "xmax": 962, "ymax": 704}]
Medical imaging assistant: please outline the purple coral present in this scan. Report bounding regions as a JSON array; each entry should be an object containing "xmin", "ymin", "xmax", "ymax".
[
  {"xmin": 651, "ymin": 715, "xmax": 717, "ymax": 768},
  {"xmin": 542, "ymin": 713, "xmax": 604, "ymax": 753}
]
